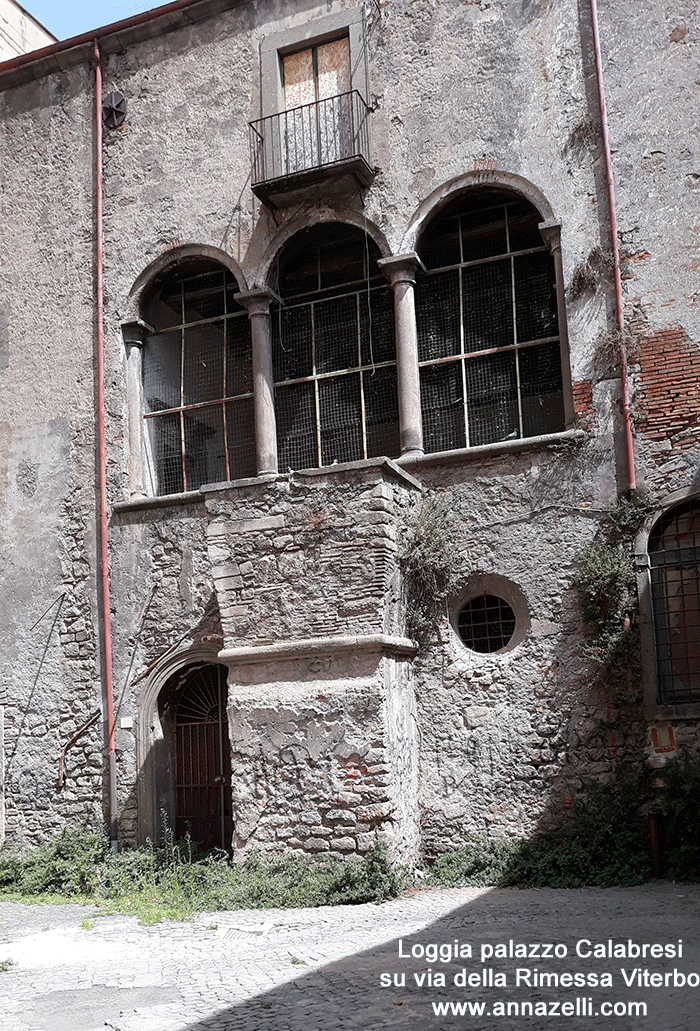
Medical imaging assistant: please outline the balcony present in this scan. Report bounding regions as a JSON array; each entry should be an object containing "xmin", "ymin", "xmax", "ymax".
[{"xmin": 249, "ymin": 90, "xmax": 375, "ymax": 202}]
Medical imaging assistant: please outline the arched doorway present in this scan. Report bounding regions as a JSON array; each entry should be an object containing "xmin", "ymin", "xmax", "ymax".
[{"xmin": 159, "ymin": 663, "xmax": 233, "ymax": 850}]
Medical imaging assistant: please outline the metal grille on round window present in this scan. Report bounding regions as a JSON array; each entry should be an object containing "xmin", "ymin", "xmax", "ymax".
[{"xmin": 458, "ymin": 594, "xmax": 517, "ymax": 653}]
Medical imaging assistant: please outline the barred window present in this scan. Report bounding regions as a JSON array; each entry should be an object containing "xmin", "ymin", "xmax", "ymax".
[
  {"xmin": 648, "ymin": 501, "xmax": 700, "ymax": 705},
  {"xmin": 143, "ymin": 260, "xmax": 255, "ymax": 495},
  {"xmin": 416, "ymin": 189, "xmax": 565, "ymax": 453},
  {"xmin": 271, "ymin": 223, "xmax": 399, "ymax": 470}
]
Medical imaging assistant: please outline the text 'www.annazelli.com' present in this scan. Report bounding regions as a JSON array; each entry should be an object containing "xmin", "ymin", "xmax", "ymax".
[{"xmin": 431, "ymin": 998, "xmax": 648, "ymax": 1018}]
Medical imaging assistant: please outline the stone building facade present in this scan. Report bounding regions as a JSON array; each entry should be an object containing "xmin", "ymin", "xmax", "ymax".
[
  {"xmin": 0, "ymin": 0, "xmax": 698, "ymax": 860},
  {"xmin": 0, "ymin": 0, "xmax": 54, "ymax": 62}
]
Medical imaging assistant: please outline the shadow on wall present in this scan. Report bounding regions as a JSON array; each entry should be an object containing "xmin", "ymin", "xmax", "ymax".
[{"xmin": 170, "ymin": 883, "xmax": 696, "ymax": 1031}]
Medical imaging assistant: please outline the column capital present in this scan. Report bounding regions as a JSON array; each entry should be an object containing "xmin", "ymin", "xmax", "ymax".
[
  {"xmin": 538, "ymin": 220, "xmax": 562, "ymax": 254},
  {"xmin": 120, "ymin": 318, "xmax": 152, "ymax": 348},
  {"xmin": 378, "ymin": 252, "xmax": 426, "ymax": 287},
  {"xmin": 234, "ymin": 287, "xmax": 281, "ymax": 316}
]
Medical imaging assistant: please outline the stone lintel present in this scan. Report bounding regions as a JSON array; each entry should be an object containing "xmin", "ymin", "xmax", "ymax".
[
  {"xmin": 209, "ymin": 515, "xmax": 284, "ymax": 535},
  {"xmin": 219, "ymin": 634, "xmax": 417, "ymax": 666},
  {"xmin": 202, "ymin": 458, "xmax": 422, "ymax": 495}
]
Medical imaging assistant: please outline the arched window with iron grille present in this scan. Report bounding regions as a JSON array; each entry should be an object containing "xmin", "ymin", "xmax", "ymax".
[
  {"xmin": 142, "ymin": 259, "xmax": 255, "ymax": 495},
  {"xmin": 416, "ymin": 188, "xmax": 565, "ymax": 452},
  {"xmin": 648, "ymin": 500, "xmax": 700, "ymax": 704},
  {"xmin": 271, "ymin": 223, "xmax": 399, "ymax": 470}
]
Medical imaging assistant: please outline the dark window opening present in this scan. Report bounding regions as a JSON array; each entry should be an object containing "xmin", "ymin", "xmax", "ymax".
[
  {"xmin": 458, "ymin": 593, "xmax": 517, "ymax": 653},
  {"xmin": 649, "ymin": 501, "xmax": 700, "ymax": 705},
  {"xmin": 143, "ymin": 260, "xmax": 255, "ymax": 495},
  {"xmin": 272, "ymin": 223, "xmax": 399, "ymax": 469},
  {"xmin": 416, "ymin": 189, "xmax": 565, "ymax": 452}
]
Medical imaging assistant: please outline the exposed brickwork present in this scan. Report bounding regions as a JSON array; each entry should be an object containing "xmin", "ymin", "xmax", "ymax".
[
  {"xmin": 572, "ymin": 379, "xmax": 594, "ymax": 429},
  {"xmin": 634, "ymin": 327, "xmax": 700, "ymax": 449}
]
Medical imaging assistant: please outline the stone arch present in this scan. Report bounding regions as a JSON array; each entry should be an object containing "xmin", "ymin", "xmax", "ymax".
[
  {"xmin": 124, "ymin": 243, "xmax": 249, "ymax": 323},
  {"xmin": 401, "ymin": 169, "xmax": 557, "ymax": 254},
  {"xmin": 135, "ymin": 643, "xmax": 225, "ymax": 844},
  {"xmin": 255, "ymin": 210, "xmax": 392, "ymax": 288}
]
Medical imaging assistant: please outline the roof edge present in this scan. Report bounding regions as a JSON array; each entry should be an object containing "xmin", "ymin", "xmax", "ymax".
[{"xmin": 0, "ymin": 0, "xmax": 237, "ymax": 87}]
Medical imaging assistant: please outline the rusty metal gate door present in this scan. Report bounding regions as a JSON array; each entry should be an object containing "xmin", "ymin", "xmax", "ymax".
[{"xmin": 174, "ymin": 664, "xmax": 232, "ymax": 850}]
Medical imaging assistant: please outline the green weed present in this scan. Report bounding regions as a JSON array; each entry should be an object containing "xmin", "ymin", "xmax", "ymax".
[
  {"xmin": 430, "ymin": 772, "xmax": 653, "ymax": 890},
  {"xmin": 0, "ymin": 828, "xmax": 404, "ymax": 922},
  {"xmin": 397, "ymin": 493, "xmax": 464, "ymax": 643}
]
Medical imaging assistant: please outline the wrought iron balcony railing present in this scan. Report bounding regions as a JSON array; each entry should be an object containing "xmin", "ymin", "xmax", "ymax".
[{"xmin": 249, "ymin": 90, "xmax": 374, "ymax": 198}]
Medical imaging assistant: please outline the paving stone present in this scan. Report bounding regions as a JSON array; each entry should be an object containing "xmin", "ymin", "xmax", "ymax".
[{"xmin": 0, "ymin": 884, "xmax": 698, "ymax": 1030}]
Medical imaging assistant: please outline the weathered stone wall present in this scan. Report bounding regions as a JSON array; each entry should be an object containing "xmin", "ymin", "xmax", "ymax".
[
  {"xmin": 401, "ymin": 441, "xmax": 643, "ymax": 853},
  {"xmin": 109, "ymin": 498, "xmax": 218, "ymax": 846},
  {"xmin": 203, "ymin": 462, "xmax": 420, "ymax": 858},
  {"xmin": 224, "ymin": 647, "xmax": 418, "ymax": 859},
  {"xmin": 203, "ymin": 462, "xmax": 419, "ymax": 647},
  {"xmin": 0, "ymin": 64, "xmax": 105, "ymax": 845}
]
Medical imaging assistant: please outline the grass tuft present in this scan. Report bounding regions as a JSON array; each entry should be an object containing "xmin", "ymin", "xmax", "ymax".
[{"xmin": 0, "ymin": 829, "xmax": 404, "ymax": 923}]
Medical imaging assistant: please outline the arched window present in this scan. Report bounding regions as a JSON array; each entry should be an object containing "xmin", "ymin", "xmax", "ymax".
[
  {"xmin": 648, "ymin": 500, "xmax": 700, "ymax": 704},
  {"xmin": 416, "ymin": 188, "xmax": 565, "ymax": 452},
  {"xmin": 142, "ymin": 259, "xmax": 255, "ymax": 495},
  {"xmin": 271, "ymin": 223, "xmax": 399, "ymax": 470}
]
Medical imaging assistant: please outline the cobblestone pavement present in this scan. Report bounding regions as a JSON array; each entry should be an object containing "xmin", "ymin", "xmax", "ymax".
[{"xmin": 1, "ymin": 882, "xmax": 699, "ymax": 1030}]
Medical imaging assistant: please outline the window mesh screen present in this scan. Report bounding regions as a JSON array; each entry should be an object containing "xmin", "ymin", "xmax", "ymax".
[
  {"xmin": 273, "ymin": 304, "xmax": 314, "ymax": 381},
  {"xmin": 360, "ymin": 286, "xmax": 395, "ymax": 366},
  {"xmin": 183, "ymin": 405, "xmax": 227, "ymax": 490},
  {"xmin": 144, "ymin": 331, "xmax": 181, "ymax": 413},
  {"xmin": 319, "ymin": 374, "xmax": 364, "ymax": 465},
  {"xmin": 273, "ymin": 225, "xmax": 398, "ymax": 469},
  {"xmin": 514, "ymin": 251, "xmax": 558, "ymax": 342},
  {"xmin": 276, "ymin": 381, "xmax": 318, "ymax": 471},
  {"xmin": 183, "ymin": 323, "xmax": 225, "ymax": 406},
  {"xmin": 519, "ymin": 342, "xmax": 565, "ymax": 438},
  {"xmin": 417, "ymin": 191, "xmax": 566, "ymax": 454},
  {"xmin": 461, "ymin": 259, "xmax": 513, "ymax": 352},
  {"xmin": 226, "ymin": 316, "xmax": 253, "ymax": 397},
  {"xmin": 364, "ymin": 366, "xmax": 400, "ymax": 458},
  {"xmin": 143, "ymin": 262, "xmax": 254, "ymax": 494},
  {"xmin": 420, "ymin": 362, "xmax": 466, "ymax": 453},
  {"xmin": 649, "ymin": 502, "xmax": 700, "ymax": 704},
  {"xmin": 225, "ymin": 398, "xmax": 256, "ymax": 480},
  {"xmin": 465, "ymin": 351, "xmax": 518, "ymax": 446},
  {"xmin": 151, "ymin": 412, "xmax": 184, "ymax": 496},
  {"xmin": 315, "ymin": 294, "xmax": 359, "ymax": 373},
  {"xmin": 416, "ymin": 270, "xmax": 460, "ymax": 362}
]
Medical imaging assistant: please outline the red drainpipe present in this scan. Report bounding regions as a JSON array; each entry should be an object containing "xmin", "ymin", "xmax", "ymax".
[
  {"xmin": 589, "ymin": 0, "xmax": 636, "ymax": 492},
  {"xmin": 94, "ymin": 40, "xmax": 118, "ymax": 850}
]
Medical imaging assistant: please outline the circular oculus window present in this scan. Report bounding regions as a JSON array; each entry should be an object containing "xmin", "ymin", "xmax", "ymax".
[{"xmin": 458, "ymin": 593, "xmax": 517, "ymax": 653}]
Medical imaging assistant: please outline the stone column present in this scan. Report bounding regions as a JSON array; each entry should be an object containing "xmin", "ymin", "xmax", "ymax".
[
  {"xmin": 235, "ymin": 289, "xmax": 278, "ymax": 475},
  {"xmin": 378, "ymin": 253, "xmax": 425, "ymax": 455},
  {"xmin": 539, "ymin": 221, "xmax": 575, "ymax": 428},
  {"xmin": 121, "ymin": 320, "xmax": 147, "ymax": 499}
]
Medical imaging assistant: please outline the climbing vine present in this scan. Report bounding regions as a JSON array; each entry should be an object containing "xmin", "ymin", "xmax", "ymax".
[
  {"xmin": 396, "ymin": 493, "xmax": 465, "ymax": 645},
  {"xmin": 577, "ymin": 492, "xmax": 655, "ymax": 688}
]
